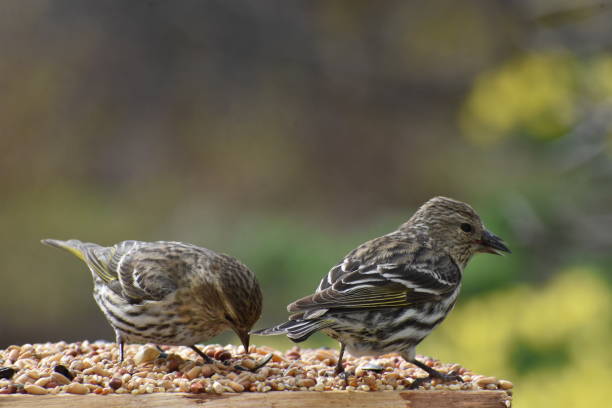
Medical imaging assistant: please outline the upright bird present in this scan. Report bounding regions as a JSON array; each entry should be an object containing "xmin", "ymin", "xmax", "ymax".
[
  {"xmin": 42, "ymin": 239, "xmax": 262, "ymax": 363},
  {"xmin": 252, "ymin": 197, "xmax": 510, "ymax": 387}
]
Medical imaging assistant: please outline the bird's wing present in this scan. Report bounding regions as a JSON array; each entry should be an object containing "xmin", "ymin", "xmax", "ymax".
[
  {"xmin": 42, "ymin": 239, "xmax": 180, "ymax": 302},
  {"xmin": 106, "ymin": 241, "xmax": 181, "ymax": 302},
  {"xmin": 288, "ymin": 252, "xmax": 460, "ymax": 313},
  {"xmin": 315, "ymin": 235, "xmax": 424, "ymax": 292}
]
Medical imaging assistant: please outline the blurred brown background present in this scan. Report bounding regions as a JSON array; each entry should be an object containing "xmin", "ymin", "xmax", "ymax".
[{"xmin": 1, "ymin": 1, "xmax": 611, "ymax": 406}]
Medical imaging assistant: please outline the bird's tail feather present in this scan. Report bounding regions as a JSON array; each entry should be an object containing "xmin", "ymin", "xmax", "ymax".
[
  {"xmin": 42, "ymin": 239, "xmax": 116, "ymax": 283},
  {"xmin": 41, "ymin": 239, "xmax": 88, "ymax": 262},
  {"xmin": 251, "ymin": 319, "xmax": 332, "ymax": 343}
]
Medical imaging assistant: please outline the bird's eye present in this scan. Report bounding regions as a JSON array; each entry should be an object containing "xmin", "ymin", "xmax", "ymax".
[{"xmin": 460, "ymin": 223, "xmax": 473, "ymax": 233}]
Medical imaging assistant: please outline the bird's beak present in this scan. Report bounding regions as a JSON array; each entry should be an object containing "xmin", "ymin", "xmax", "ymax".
[
  {"xmin": 236, "ymin": 329, "xmax": 250, "ymax": 353},
  {"xmin": 479, "ymin": 229, "xmax": 511, "ymax": 255}
]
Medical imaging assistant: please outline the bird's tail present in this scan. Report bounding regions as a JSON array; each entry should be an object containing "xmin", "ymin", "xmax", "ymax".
[
  {"xmin": 41, "ymin": 239, "xmax": 90, "ymax": 262},
  {"xmin": 42, "ymin": 239, "xmax": 116, "ymax": 284},
  {"xmin": 251, "ymin": 319, "xmax": 333, "ymax": 343}
]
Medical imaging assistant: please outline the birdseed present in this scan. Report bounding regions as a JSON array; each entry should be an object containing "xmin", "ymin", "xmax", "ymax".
[
  {"xmin": 53, "ymin": 364, "xmax": 74, "ymax": 380},
  {"xmin": 0, "ymin": 341, "xmax": 512, "ymax": 399},
  {"xmin": 0, "ymin": 368, "xmax": 15, "ymax": 380}
]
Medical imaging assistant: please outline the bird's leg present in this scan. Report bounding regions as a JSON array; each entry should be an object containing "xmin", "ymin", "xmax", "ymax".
[
  {"xmin": 409, "ymin": 359, "xmax": 463, "ymax": 389},
  {"xmin": 116, "ymin": 333, "xmax": 125, "ymax": 363},
  {"xmin": 334, "ymin": 343, "xmax": 346, "ymax": 377},
  {"xmin": 190, "ymin": 345, "xmax": 216, "ymax": 364}
]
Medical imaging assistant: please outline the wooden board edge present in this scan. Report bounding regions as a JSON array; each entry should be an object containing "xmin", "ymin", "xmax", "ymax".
[{"xmin": 0, "ymin": 390, "xmax": 511, "ymax": 408}]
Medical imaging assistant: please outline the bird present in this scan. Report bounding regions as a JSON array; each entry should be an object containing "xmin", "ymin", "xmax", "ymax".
[
  {"xmin": 252, "ymin": 196, "xmax": 510, "ymax": 387},
  {"xmin": 42, "ymin": 239, "xmax": 262, "ymax": 364}
]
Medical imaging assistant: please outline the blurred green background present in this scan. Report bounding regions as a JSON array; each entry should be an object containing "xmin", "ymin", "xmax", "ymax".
[{"xmin": 1, "ymin": 1, "xmax": 611, "ymax": 406}]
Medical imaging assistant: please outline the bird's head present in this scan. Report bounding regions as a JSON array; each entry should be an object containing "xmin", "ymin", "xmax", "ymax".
[
  {"xmin": 219, "ymin": 266, "xmax": 263, "ymax": 353},
  {"xmin": 226, "ymin": 316, "xmax": 253, "ymax": 353},
  {"xmin": 405, "ymin": 196, "xmax": 510, "ymax": 267}
]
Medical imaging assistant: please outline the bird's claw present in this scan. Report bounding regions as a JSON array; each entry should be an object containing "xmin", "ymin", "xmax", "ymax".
[
  {"xmin": 333, "ymin": 368, "xmax": 346, "ymax": 378},
  {"xmin": 448, "ymin": 371, "xmax": 464, "ymax": 382},
  {"xmin": 409, "ymin": 371, "xmax": 463, "ymax": 389},
  {"xmin": 333, "ymin": 365, "xmax": 355, "ymax": 378},
  {"xmin": 234, "ymin": 352, "xmax": 273, "ymax": 372},
  {"xmin": 253, "ymin": 352, "xmax": 273, "ymax": 370}
]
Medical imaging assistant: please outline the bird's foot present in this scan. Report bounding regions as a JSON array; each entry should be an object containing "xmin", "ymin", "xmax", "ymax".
[
  {"xmin": 409, "ymin": 370, "xmax": 463, "ymax": 389},
  {"xmin": 190, "ymin": 345, "xmax": 217, "ymax": 365},
  {"xmin": 234, "ymin": 353, "xmax": 273, "ymax": 372},
  {"xmin": 409, "ymin": 359, "xmax": 463, "ymax": 389},
  {"xmin": 332, "ymin": 363, "xmax": 354, "ymax": 378},
  {"xmin": 334, "ymin": 366, "xmax": 346, "ymax": 378},
  {"xmin": 331, "ymin": 361, "xmax": 381, "ymax": 378},
  {"xmin": 253, "ymin": 353, "xmax": 273, "ymax": 371}
]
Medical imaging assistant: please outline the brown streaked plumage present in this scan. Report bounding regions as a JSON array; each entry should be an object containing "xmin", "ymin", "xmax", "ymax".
[
  {"xmin": 252, "ymin": 197, "xmax": 510, "ymax": 388},
  {"xmin": 42, "ymin": 239, "xmax": 262, "ymax": 363}
]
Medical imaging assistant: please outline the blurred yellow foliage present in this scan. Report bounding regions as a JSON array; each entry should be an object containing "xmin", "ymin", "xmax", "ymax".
[
  {"xmin": 585, "ymin": 55, "xmax": 612, "ymax": 101},
  {"xmin": 421, "ymin": 268, "xmax": 611, "ymax": 408},
  {"xmin": 460, "ymin": 52, "xmax": 577, "ymax": 144}
]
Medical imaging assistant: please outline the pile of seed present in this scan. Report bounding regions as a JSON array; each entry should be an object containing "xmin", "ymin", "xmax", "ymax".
[{"xmin": 0, "ymin": 342, "xmax": 513, "ymax": 400}]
